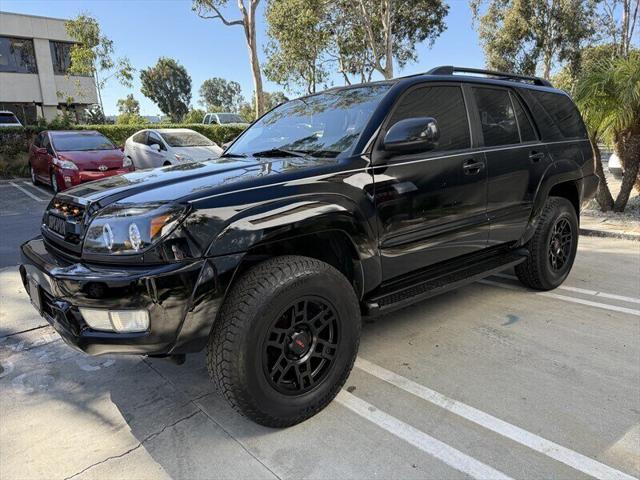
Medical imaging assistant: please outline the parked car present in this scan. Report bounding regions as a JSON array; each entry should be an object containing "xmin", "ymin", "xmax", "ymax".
[
  {"xmin": 608, "ymin": 152, "xmax": 623, "ymax": 179},
  {"xmin": 21, "ymin": 66, "xmax": 598, "ymax": 427},
  {"xmin": 28, "ymin": 130, "xmax": 133, "ymax": 193},
  {"xmin": 0, "ymin": 110, "xmax": 22, "ymax": 128},
  {"xmin": 124, "ymin": 128, "xmax": 223, "ymax": 169},
  {"xmin": 202, "ymin": 112, "xmax": 249, "ymax": 127}
]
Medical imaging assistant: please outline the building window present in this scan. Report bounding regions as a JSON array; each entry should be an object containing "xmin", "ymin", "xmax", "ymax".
[
  {"xmin": 49, "ymin": 41, "xmax": 75, "ymax": 75},
  {"xmin": 0, "ymin": 36, "xmax": 37, "ymax": 73}
]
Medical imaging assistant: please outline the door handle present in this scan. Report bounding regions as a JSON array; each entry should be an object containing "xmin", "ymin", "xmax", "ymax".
[
  {"xmin": 463, "ymin": 159, "xmax": 485, "ymax": 175},
  {"xmin": 529, "ymin": 151, "xmax": 545, "ymax": 162}
]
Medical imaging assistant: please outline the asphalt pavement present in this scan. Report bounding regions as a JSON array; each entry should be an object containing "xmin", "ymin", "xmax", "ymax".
[{"xmin": 0, "ymin": 178, "xmax": 639, "ymax": 480}]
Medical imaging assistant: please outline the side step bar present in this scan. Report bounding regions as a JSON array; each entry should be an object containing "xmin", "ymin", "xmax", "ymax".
[{"xmin": 363, "ymin": 249, "xmax": 528, "ymax": 315}]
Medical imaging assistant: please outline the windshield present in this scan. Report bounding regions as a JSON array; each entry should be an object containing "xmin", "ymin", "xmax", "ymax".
[
  {"xmin": 52, "ymin": 133, "xmax": 115, "ymax": 151},
  {"xmin": 0, "ymin": 113, "xmax": 20, "ymax": 124},
  {"xmin": 217, "ymin": 113, "xmax": 245, "ymax": 124},
  {"xmin": 160, "ymin": 130, "xmax": 215, "ymax": 147},
  {"xmin": 226, "ymin": 84, "xmax": 391, "ymax": 158}
]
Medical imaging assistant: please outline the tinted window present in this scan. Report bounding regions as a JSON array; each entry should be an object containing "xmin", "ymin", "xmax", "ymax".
[
  {"xmin": 512, "ymin": 93, "xmax": 537, "ymax": 142},
  {"xmin": 216, "ymin": 113, "xmax": 245, "ymax": 124},
  {"xmin": 0, "ymin": 112, "xmax": 20, "ymax": 124},
  {"xmin": 160, "ymin": 130, "xmax": 214, "ymax": 147},
  {"xmin": 0, "ymin": 37, "xmax": 37, "ymax": 73},
  {"xmin": 132, "ymin": 131, "xmax": 147, "ymax": 143},
  {"xmin": 50, "ymin": 41, "xmax": 73, "ymax": 75},
  {"xmin": 472, "ymin": 88, "xmax": 519, "ymax": 147},
  {"xmin": 52, "ymin": 133, "xmax": 115, "ymax": 151},
  {"xmin": 389, "ymin": 85, "xmax": 471, "ymax": 152},
  {"xmin": 524, "ymin": 90, "xmax": 586, "ymax": 140},
  {"xmin": 147, "ymin": 132, "xmax": 166, "ymax": 150}
]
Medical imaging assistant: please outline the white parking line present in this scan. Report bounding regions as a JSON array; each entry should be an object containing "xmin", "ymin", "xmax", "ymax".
[
  {"xmin": 8, "ymin": 181, "xmax": 47, "ymax": 202},
  {"xmin": 336, "ymin": 390, "xmax": 514, "ymax": 480},
  {"xmin": 479, "ymin": 279, "xmax": 640, "ymax": 317},
  {"xmin": 493, "ymin": 273, "xmax": 640, "ymax": 305},
  {"xmin": 355, "ymin": 358, "xmax": 637, "ymax": 480}
]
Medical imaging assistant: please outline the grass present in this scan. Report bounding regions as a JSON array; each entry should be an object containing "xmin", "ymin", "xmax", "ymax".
[{"xmin": 0, "ymin": 152, "xmax": 30, "ymax": 179}]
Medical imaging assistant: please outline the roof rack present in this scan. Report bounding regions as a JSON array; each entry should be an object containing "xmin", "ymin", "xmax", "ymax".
[{"xmin": 427, "ymin": 65, "xmax": 552, "ymax": 87}]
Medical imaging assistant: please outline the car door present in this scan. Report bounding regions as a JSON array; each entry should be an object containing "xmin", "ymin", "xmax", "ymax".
[
  {"xmin": 372, "ymin": 83, "xmax": 488, "ymax": 281},
  {"xmin": 129, "ymin": 131, "xmax": 148, "ymax": 168},
  {"xmin": 39, "ymin": 133, "xmax": 55, "ymax": 181},
  {"xmin": 29, "ymin": 132, "xmax": 44, "ymax": 179},
  {"xmin": 468, "ymin": 86, "xmax": 549, "ymax": 245}
]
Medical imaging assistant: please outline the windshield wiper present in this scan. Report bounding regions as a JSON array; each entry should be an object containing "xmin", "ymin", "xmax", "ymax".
[
  {"xmin": 251, "ymin": 148, "xmax": 309, "ymax": 158},
  {"xmin": 220, "ymin": 152, "xmax": 248, "ymax": 158}
]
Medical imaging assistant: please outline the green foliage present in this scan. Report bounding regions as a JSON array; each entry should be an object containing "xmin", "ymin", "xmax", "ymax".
[
  {"xmin": 116, "ymin": 113, "xmax": 147, "ymax": 125},
  {"xmin": 48, "ymin": 111, "xmax": 76, "ymax": 129},
  {"xmin": 469, "ymin": 0, "xmax": 598, "ymax": 79},
  {"xmin": 140, "ymin": 58, "xmax": 192, "ymax": 122},
  {"xmin": 117, "ymin": 94, "xmax": 141, "ymax": 115},
  {"xmin": 199, "ymin": 78, "xmax": 244, "ymax": 112},
  {"xmin": 65, "ymin": 14, "xmax": 135, "ymax": 108},
  {"xmin": 183, "ymin": 108, "xmax": 207, "ymax": 123},
  {"xmin": 264, "ymin": 0, "xmax": 331, "ymax": 94},
  {"xmin": 264, "ymin": 91, "xmax": 289, "ymax": 110},
  {"xmin": 84, "ymin": 104, "xmax": 107, "ymax": 124}
]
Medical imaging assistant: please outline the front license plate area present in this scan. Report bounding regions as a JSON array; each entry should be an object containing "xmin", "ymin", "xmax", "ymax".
[
  {"xmin": 47, "ymin": 213, "xmax": 66, "ymax": 236},
  {"xmin": 29, "ymin": 279, "xmax": 42, "ymax": 313}
]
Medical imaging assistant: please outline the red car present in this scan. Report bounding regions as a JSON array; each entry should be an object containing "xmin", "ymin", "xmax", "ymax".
[{"xmin": 28, "ymin": 130, "xmax": 134, "ymax": 192}]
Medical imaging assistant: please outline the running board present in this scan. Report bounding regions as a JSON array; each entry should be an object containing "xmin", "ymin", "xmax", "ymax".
[{"xmin": 363, "ymin": 249, "xmax": 528, "ymax": 315}]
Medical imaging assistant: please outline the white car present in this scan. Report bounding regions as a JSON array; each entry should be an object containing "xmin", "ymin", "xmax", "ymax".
[
  {"xmin": 608, "ymin": 152, "xmax": 623, "ymax": 179},
  {"xmin": 124, "ymin": 128, "xmax": 223, "ymax": 169},
  {"xmin": 0, "ymin": 110, "xmax": 22, "ymax": 128},
  {"xmin": 202, "ymin": 112, "xmax": 249, "ymax": 127}
]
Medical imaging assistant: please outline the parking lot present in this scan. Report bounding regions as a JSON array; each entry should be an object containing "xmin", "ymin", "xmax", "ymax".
[{"xmin": 0, "ymin": 178, "xmax": 639, "ymax": 480}]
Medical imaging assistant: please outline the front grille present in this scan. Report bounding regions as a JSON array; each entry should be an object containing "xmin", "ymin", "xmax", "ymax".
[
  {"xmin": 49, "ymin": 200, "xmax": 85, "ymax": 223},
  {"xmin": 42, "ymin": 199, "xmax": 88, "ymax": 252}
]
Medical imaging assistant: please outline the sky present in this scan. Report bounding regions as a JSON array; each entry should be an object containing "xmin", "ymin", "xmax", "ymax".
[{"xmin": 1, "ymin": 0, "xmax": 486, "ymax": 115}]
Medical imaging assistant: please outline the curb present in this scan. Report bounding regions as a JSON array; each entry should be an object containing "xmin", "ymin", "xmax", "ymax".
[{"xmin": 579, "ymin": 228, "xmax": 640, "ymax": 242}]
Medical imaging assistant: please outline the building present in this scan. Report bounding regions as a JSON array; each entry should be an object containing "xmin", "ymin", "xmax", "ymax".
[{"xmin": 0, "ymin": 11, "xmax": 98, "ymax": 124}]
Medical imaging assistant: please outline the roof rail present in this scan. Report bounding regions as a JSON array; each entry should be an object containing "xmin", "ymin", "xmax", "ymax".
[{"xmin": 427, "ymin": 65, "xmax": 553, "ymax": 87}]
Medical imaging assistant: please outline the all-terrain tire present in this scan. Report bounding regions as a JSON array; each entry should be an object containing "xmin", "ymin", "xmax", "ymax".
[
  {"xmin": 516, "ymin": 196, "xmax": 579, "ymax": 290},
  {"xmin": 207, "ymin": 255, "xmax": 361, "ymax": 427}
]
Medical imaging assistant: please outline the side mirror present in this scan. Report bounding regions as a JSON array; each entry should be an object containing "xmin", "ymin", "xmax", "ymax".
[
  {"xmin": 150, "ymin": 143, "xmax": 161, "ymax": 152},
  {"xmin": 35, "ymin": 147, "xmax": 48, "ymax": 155},
  {"xmin": 382, "ymin": 117, "xmax": 439, "ymax": 154}
]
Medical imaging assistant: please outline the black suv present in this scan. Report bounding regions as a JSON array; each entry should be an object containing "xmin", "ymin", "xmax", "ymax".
[{"xmin": 21, "ymin": 66, "xmax": 598, "ymax": 427}]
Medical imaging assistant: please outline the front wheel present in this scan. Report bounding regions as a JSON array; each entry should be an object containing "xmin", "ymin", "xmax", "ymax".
[
  {"xmin": 29, "ymin": 164, "xmax": 38, "ymax": 185},
  {"xmin": 516, "ymin": 196, "xmax": 579, "ymax": 290},
  {"xmin": 208, "ymin": 255, "xmax": 361, "ymax": 427},
  {"xmin": 50, "ymin": 172, "xmax": 59, "ymax": 193}
]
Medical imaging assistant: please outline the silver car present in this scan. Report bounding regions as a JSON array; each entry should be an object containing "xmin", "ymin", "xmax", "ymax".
[{"xmin": 124, "ymin": 128, "xmax": 223, "ymax": 169}]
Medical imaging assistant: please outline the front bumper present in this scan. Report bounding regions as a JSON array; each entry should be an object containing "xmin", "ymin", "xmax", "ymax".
[{"xmin": 19, "ymin": 237, "xmax": 241, "ymax": 356}]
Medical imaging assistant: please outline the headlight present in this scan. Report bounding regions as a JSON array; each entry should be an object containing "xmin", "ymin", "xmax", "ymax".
[
  {"xmin": 122, "ymin": 156, "xmax": 133, "ymax": 168},
  {"xmin": 174, "ymin": 153, "xmax": 193, "ymax": 163},
  {"xmin": 83, "ymin": 203, "xmax": 187, "ymax": 255},
  {"xmin": 54, "ymin": 158, "xmax": 78, "ymax": 170}
]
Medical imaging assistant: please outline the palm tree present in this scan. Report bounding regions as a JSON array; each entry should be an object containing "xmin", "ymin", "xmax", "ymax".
[{"xmin": 574, "ymin": 53, "xmax": 640, "ymax": 212}]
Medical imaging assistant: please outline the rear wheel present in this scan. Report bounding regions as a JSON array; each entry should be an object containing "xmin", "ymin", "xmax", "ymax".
[
  {"xmin": 208, "ymin": 255, "xmax": 361, "ymax": 427},
  {"xmin": 516, "ymin": 196, "xmax": 578, "ymax": 290}
]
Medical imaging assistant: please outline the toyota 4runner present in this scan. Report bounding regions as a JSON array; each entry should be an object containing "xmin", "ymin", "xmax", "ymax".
[{"xmin": 21, "ymin": 66, "xmax": 598, "ymax": 427}]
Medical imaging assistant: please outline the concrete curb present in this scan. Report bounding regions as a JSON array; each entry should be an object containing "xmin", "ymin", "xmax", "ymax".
[{"xmin": 580, "ymin": 228, "xmax": 640, "ymax": 242}]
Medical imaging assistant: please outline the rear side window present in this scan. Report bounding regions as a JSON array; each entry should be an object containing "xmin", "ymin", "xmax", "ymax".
[
  {"xmin": 0, "ymin": 112, "xmax": 20, "ymax": 124},
  {"xmin": 132, "ymin": 131, "xmax": 147, "ymax": 143},
  {"xmin": 388, "ymin": 85, "xmax": 471, "ymax": 152},
  {"xmin": 519, "ymin": 89, "xmax": 587, "ymax": 141},
  {"xmin": 512, "ymin": 94, "xmax": 537, "ymax": 142},
  {"xmin": 472, "ymin": 88, "xmax": 519, "ymax": 147}
]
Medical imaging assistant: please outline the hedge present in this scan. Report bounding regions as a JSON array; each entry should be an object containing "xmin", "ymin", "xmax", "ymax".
[{"xmin": 0, "ymin": 123, "xmax": 246, "ymax": 177}]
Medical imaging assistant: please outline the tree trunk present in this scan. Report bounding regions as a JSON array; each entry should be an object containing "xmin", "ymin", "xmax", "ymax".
[
  {"xmin": 590, "ymin": 135, "xmax": 614, "ymax": 211},
  {"xmin": 382, "ymin": 0, "xmax": 394, "ymax": 79},
  {"xmin": 613, "ymin": 129, "xmax": 640, "ymax": 212},
  {"xmin": 240, "ymin": 0, "xmax": 264, "ymax": 118}
]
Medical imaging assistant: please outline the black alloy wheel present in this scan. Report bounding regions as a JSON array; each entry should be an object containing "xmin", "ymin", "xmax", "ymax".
[
  {"xmin": 263, "ymin": 297, "xmax": 339, "ymax": 395},
  {"xmin": 548, "ymin": 218, "xmax": 572, "ymax": 271}
]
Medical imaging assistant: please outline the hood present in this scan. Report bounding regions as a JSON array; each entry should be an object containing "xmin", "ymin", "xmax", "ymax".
[
  {"xmin": 173, "ymin": 145, "xmax": 223, "ymax": 161},
  {"xmin": 57, "ymin": 149, "xmax": 124, "ymax": 170},
  {"xmin": 58, "ymin": 155, "xmax": 340, "ymax": 207}
]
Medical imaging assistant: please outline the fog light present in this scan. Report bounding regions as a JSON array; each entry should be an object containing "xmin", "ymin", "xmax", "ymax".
[{"xmin": 80, "ymin": 308, "xmax": 149, "ymax": 332}]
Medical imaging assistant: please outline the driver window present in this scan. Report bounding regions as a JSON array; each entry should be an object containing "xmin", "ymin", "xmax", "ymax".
[
  {"xmin": 472, "ymin": 87, "xmax": 520, "ymax": 146},
  {"xmin": 388, "ymin": 85, "xmax": 471, "ymax": 152},
  {"xmin": 147, "ymin": 132, "xmax": 165, "ymax": 150}
]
